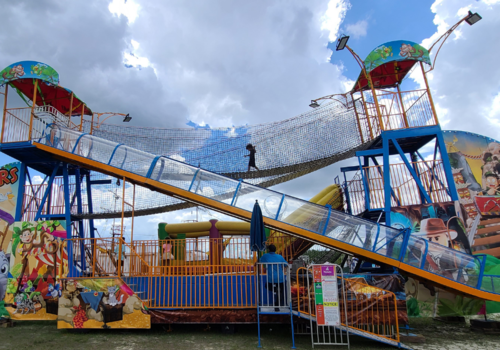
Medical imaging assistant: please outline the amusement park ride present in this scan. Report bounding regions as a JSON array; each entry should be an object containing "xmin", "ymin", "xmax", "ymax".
[{"xmin": 0, "ymin": 9, "xmax": 497, "ymax": 349}]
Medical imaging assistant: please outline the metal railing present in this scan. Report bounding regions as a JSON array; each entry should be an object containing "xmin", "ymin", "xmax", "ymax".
[
  {"xmin": 35, "ymin": 124, "xmax": 500, "ymax": 296},
  {"xmin": 295, "ymin": 266, "xmax": 399, "ymax": 344}
]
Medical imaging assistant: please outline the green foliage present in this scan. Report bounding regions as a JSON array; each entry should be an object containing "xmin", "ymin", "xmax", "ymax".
[
  {"xmin": 438, "ymin": 295, "xmax": 483, "ymax": 317},
  {"xmin": 10, "ymin": 263, "xmax": 23, "ymax": 278},
  {"xmin": 406, "ymin": 297, "xmax": 420, "ymax": 317}
]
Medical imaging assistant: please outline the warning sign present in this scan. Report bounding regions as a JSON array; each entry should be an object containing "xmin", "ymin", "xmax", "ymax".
[{"xmin": 313, "ymin": 264, "xmax": 340, "ymax": 326}]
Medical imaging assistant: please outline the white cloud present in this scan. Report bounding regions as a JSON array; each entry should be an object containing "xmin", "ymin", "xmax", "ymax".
[
  {"xmin": 31, "ymin": 175, "xmax": 44, "ymax": 185},
  {"xmin": 108, "ymin": 0, "xmax": 140, "ymax": 24},
  {"xmin": 321, "ymin": 0, "xmax": 350, "ymax": 41},
  {"xmin": 345, "ymin": 20, "xmax": 368, "ymax": 39},
  {"xmin": 413, "ymin": 0, "xmax": 500, "ymax": 139}
]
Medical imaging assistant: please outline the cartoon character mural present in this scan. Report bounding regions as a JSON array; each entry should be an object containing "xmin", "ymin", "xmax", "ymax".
[
  {"xmin": 57, "ymin": 278, "xmax": 150, "ymax": 329},
  {"xmin": 363, "ymin": 40, "xmax": 431, "ymax": 73},
  {"xmin": 0, "ymin": 219, "xmax": 68, "ymax": 320},
  {"xmin": 0, "ymin": 61, "xmax": 59, "ymax": 86},
  {"xmin": 391, "ymin": 202, "xmax": 484, "ymax": 318},
  {"xmin": 444, "ymin": 131, "xmax": 500, "ymax": 254}
]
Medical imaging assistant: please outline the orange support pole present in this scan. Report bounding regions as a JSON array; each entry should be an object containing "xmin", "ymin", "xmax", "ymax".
[
  {"xmin": 396, "ymin": 83, "xmax": 409, "ymax": 128},
  {"xmin": 420, "ymin": 61, "xmax": 439, "ymax": 126},
  {"xmin": 28, "ymin": 79, "xmax": 38, "ymax": 141},
  {"xmin": 1, "ymin": 84, "xmax": 8, "ymax": 143},
  {"xmin": 351, "ymin": 92, "xmax": 364, "ymax": 143},
  {"xmin": 359, "ymin": 88, "xmax": 373, "ymax": 139},
  {"xmin": 79, "ymin": 104, "xmax": 84, "ymax": 132},
  {"xmin": 118, "ymin": 176, "xmax": 126, "ymax": 277},
  {"xmin": 90, "ymin": 113, "xmax": 95, "ymax": 135},
  {"xmin": 366, "ymin": 72, "xmax": 384, "ymax": 131}
]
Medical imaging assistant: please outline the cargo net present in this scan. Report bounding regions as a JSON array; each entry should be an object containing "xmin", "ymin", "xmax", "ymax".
[{"xmin": 70, "ymin": 99, "xmax": 370, "ymax": 218}]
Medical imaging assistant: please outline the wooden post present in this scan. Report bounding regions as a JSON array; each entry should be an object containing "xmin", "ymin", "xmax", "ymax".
[
  {"xmin": 1, "ymin": 84, "xmax": 8, "ymax": 143},
  {"xmin": 396, "ymin": 84, "xmax": 409, "ymax": 128},
  {"xmin": 420, "ymin": 62, "xmax": 439, "ymax": 126},
  {"xmin": 79, "ymin": 104, "xmax": 84, "ymax": 132},
  {"xmin": 67, "ymin": 92, "xmax": 74, "ymax": 128},
  {"xmin": 28, "ymin": 79, "xmax": 38, "ymax": 141}
]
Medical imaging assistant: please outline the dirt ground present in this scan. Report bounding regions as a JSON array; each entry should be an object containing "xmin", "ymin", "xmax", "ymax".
[{"xmin": 0, "ymin": 317, "xmax": 499, "ymax": 350}]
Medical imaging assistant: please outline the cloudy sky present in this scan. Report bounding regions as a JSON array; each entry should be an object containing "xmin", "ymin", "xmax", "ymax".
[{"xmin": 1, "ymin": 0, "xmax": 499, "ymax": 239}]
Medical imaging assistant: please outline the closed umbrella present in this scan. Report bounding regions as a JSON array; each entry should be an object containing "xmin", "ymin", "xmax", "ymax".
[{"xmin": 250, "ymin": 200, "xmax": 266, "ymax": 252}]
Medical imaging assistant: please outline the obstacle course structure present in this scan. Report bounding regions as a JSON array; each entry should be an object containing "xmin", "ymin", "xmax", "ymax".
[{"xmin": 0, "ymin": 9, "xmax": 496, "ymax": 348}]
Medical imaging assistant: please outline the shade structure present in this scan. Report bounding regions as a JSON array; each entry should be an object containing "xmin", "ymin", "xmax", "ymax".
[{"xmin": 250, "ymin": 200, "xmax": 266, "ymax": 252}]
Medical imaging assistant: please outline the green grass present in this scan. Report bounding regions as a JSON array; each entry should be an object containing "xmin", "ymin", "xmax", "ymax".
[{"xmin": 1, "ymin": 318, "xmax": 500, "ymax": 350}]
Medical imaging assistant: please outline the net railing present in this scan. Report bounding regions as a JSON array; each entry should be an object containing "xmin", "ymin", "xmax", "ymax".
[{"xmin": 35, "ymin": 124, "xmax": 500, "ymax": 295}]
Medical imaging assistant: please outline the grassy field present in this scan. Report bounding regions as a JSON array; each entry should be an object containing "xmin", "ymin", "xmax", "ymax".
[{"xmin": 0, "ymin": 318, "xmax": 499, "ymax": 350}]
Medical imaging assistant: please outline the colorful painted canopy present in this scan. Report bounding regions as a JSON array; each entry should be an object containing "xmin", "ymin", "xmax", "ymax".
[
  {"xmin": 352, "ymin": 40, "xmax": 431, "ymax": 92},
  {"xmin": 0, "ymin": 61, "xmax": 92, "ymax": 116}
]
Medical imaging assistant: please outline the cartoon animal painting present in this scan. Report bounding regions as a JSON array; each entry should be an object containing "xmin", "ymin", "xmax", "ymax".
[
  {"xmin": 1, "ymin": 64, "xmax": 25, "ymax": 81},
  {"xmin": 399, "ymin": 43, "xmax": 424, "ymax": 59},
  {"xmin": 47, "ymin": 284, "xmax": 62, "ymax": 299},
  {"xmin": 13, "ymin": 293, "xmax": 36, "ymax": 314},
  {"xmin": 0, "ymin": 251, "xmax": 9, "ymax": 301},
  {"xmin": 105, "ymin": 286, "xmax": 124, "ymax": 306}
]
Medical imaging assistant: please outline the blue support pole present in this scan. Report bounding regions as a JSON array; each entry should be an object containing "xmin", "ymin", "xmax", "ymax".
[
  {"xmin": 231, "ymin": 180, "xmax": 243, "ymax": 206},
  {"xmin": 108, "ymin": 144, "xmax": 124, "ymax": 165},
  {"xmin": 392, "ymin": 138, "xmax": 432, "ymax": 204},
  {"xmin": 85, "ymin": 173, "xmax": 95, "ymax": 239},
  {"xmin": 382, "ymin": 136, "xmax": 392, "ymax": 226},
  {"xmin": 342, "ymin": 171, "xmax": 352, "ymax": 214},
  {"xmin": 14, "ymin": 163, "xmax": 27, "ymax": 221},
  {"xmin": 71, "ymin": 133, "xmax": 88, "ymax": 153},
  {"xmin": 188, "ymin": 169, "xmax": 200, "ymax": 192},
  {"xmin": 146, "ymin": 156, "xmax": 161, "ymax": 178},
  {"xmin": 322, "ymin": 205, "xmax": 332, "ymax": 235},
  {"xmin": 435, "ymin": 131, "xmax": 459, "ymax": 201},
  {"xmin": 358, "ymin": 156, "xmax": 371, "ymax": 211},
  {"xmin": 371, "ymin": 156, "xmax": 400, "ymax": 206},
  {"xmin": 372, "ymin": 223, "xmax": 381, "ymax": 251},
  {"xmin": 416, "ymin": 150, "xmax": 450, "ymax": 196},
  {"xmin": 35, "ymin": 164, "xmax": 60, "ymax": 220},
  {"xmin": 411, "ymin": 152, "xmax": 425, "ymax": 204},
  {"xmin": 275, "ymin": 194, "xmax": 286, "ymax": 220},
  {"xmin": 62, "ymin": 163, "xmax": 77, "ymax": 277},
  {"xmin": 420, "ymin": 239, "xmax": 429, "ymax": 269},
  {"xmin": 74, "ymin": 168, "xmax": 86, "ymax": 272}
]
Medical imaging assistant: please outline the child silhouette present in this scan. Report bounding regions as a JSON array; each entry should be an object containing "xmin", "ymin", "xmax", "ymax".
[{"xmin": 244, "ymin": 143, "xmax": 259, "ymax": 172}]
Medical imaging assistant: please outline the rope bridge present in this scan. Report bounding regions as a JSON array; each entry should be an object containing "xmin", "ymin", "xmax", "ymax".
[{"xmin": 37, "ymin": 99, "xmax": 375, "ymax": 219}]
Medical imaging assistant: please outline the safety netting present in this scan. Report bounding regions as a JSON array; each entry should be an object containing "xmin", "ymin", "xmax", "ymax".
[{"xmin": 67, "ymin": 99, "xmax": 372, "ymax": 218}]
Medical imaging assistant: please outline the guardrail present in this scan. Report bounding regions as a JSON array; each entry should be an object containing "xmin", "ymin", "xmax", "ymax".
[{"xmin": 295, "ymin": 266, "xmax": 400, "ymax": 343}]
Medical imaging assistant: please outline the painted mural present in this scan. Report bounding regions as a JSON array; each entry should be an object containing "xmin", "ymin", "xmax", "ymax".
[
  {"xmin": 391, "ymin": 202, "xmax": 471, "ymax": 254},
  {"xmin": 0, "ymin": 61, "xmax": 59, "ymax": 86},
  {"xmin": 364, "ymin": 40, "xmax": 431, "ymax": 73},
  {"xmin": 57, "ymin": 278, "xmax": 150, "ymax": 329},
  {"xmin": 0, "ymin": 162, "xmax": 21, "ymax": 319},
  {"xmin": 1, "ymin": 220, "xmax": 68, "ymax": 320},
  {"xmin": 444, "ymin": 130, "xmax": 500, "ymax": 256},
  {"xmin": 390, "ymin": 202, "xmax": 487, "ymax": 317}
]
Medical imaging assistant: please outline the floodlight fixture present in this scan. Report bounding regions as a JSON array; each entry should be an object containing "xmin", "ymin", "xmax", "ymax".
[
  {"xmin": 309, "ymin": 100, "xmax": 320, "ymax": 108},
  {"xmin": 336, "ymin": 35, "xmax": 350, "ymax": 51},
  {"xmin": 465, "ymin": 11, "xmax": 482, "ymax": 25},
  {"xmin": 123, "ymin": 114, "xmax": 132, "ymax": 122}
]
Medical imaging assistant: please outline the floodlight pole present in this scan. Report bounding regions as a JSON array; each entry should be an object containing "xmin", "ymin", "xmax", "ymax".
[
  {"xmin": 92, "ymin": 112, "xmax": 130, "ymax": 133},
  {"xmin": 345, "ymin": 45, "xmax": 385, "ymax": 131},
  {"xmin": 426, "ymin": 12, "xmax": 481, "ymax": 73}
]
